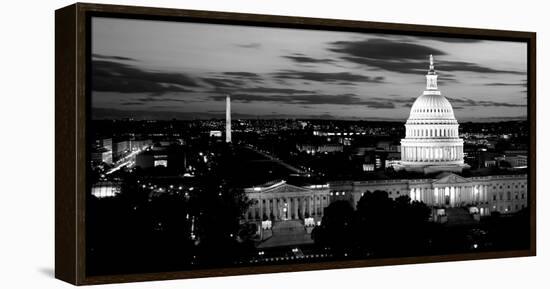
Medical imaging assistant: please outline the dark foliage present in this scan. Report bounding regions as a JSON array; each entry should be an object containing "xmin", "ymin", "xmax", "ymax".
[
  {"xmin": 313, "ymin": 190, "xmax": 433, "ymax": 257},
  {"xmin": 87, "ymin": 146, "xmax": 254, "ymax": 276}
]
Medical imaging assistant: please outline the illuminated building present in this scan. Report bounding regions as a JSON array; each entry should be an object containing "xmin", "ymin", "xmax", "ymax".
[
  {"xmin": 91, "ymin": 181, "xmax": 121, "ymax": 198},
  {"xmin": 397, "ymin": 55, "xmax": 469, "ymax": 174},
  {"xmin": 91, "ymin": 147, "xmax": 113, "ymax": 164},
  {"xmin": 241, "ymin": 55, "xmax": 528, "ymax": 247}
]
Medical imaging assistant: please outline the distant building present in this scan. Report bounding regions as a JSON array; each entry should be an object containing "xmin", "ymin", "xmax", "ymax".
[
  {"xmin": 130, "ymin": 139, "xmax": 152, "ymax": 151},
  {"xmin": 296, "ymin": 143, "xmax": 343, "ymax": 154},
  {"xmin": 91, "ymin": 147, "xmax": 113, "ymax": 165},
  {"xmin": 135, "ymin": 147, "xmax": 186, "ymax": 171},
  {"xmin": 505, "ymin": 155, "xmax": 528, "ymax": 168},
  {"xmin": 91, "ymin": 181, "xmax": 121, "ymax": 198},
  {"xmin": 209, "ymin": 130, "xmax": 222, "ymax": 138},
  {"xmin": 136, "ymin": 149, "xmax": 169, "ymax": 168},
  {"xmin": 95, "ymin": 138, "xmax": 112, "ymax": 151},
  {"xmin": 112, "ymin": 140, "xmax": 130, "ymax": 161}
]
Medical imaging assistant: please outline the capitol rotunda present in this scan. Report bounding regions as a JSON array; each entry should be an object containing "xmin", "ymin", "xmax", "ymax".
[{"xmin": 398, "ymin": 55, "xmax": 470, "ymax": 174}]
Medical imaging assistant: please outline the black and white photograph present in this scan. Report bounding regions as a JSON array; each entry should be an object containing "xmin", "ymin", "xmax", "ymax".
[{"xmin": 86, "ymin": 15, "xmax": 531, "ymax": 276}]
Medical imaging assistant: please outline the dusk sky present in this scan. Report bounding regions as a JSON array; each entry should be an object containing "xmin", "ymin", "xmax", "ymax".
[{"xmin": 91, "ymin": 17, "xmax": 528, "ymax": 122}]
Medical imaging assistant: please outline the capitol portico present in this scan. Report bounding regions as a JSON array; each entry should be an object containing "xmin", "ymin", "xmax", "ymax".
[{"xmin": 397, "ymin": 55, "xmax": 469, "ymax": 174}]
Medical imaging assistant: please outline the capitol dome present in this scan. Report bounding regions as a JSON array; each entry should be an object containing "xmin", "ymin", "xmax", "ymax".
[
  {"xmin": 408, "ymin": 94, "xmax": 455, "ymax": 120},
  {"xmin": 397, "ymin": 55, "xmax": 469, "ymax": 174}
]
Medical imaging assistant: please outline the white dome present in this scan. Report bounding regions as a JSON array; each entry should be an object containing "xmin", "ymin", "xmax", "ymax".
[{"xmin": 408, "ymin": 93, "xmax": 456, "ymax": 120}]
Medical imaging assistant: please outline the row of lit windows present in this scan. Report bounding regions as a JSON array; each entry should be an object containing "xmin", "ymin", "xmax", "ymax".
[
  {"xmin": 492, "ymin": 192, "xmax": 526, "ymax": 201},
  {"xmin": 492, "ymin": 183, "xmax": 526, "ymax": 190},
  {"xmin": 407, "ymin": 127, "xmax": 457, "ymax": 138},
  {"xmin": 413, "ymin": 108, "xmax": 451, "ymax": 114},
  {"xmin": 259, "ymin": 196, "xmax": 327, "ymax": 203}
]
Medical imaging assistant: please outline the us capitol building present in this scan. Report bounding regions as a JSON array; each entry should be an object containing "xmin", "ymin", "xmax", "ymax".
[
  {"xmin": 241, "ymin": 56, "xmax": 528, "ymax": 247},
  {"xmin": 396, "ymin": 55, "xmax": 470, "ymax": 174}
]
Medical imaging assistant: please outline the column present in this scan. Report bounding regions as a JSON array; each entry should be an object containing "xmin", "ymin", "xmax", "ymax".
[
  {"xmin": 452, "ymin": 147, "xmax": 456, "ymax": 160},
  {"xmin": 311, "ymin": 196, "xmax": 316, "ymax": 216},
  {"xmin": 267, "ymin": 198, "xmax": 271, "ymax": 220},
  {"xmin": 286, "ymin": 198, "xmax": 292, "ymax": 220},
  {"xmin": 301, "ymin": 197, "xmax": 306, "ymax": 218},
  {"xmin": 308, "ymin": 196, "xmax": 313, "ymax": 217},
  {"xmin": 424, "ymin": 147, "xmax": 427, "ymax": 161},
  {"xmin": 272, "ymin": 198, "xmax": 277, "ymax": 220},
  {"xmin": 278, "ymin": 198, "xmax": 282, "ymax": 220},
  {"xmin": 315, "ymin": 196, "xmax": 319, "ymax": 216},
  {"xmin": 308, "ymin": 197, "xmax": 312, "ymax": 217},
  {"xmin": 294, "ymin": 197, "xmax": 299, "ymax": 219},
  {"xmin": 259, "ymin": 199, "xmax": 263, "ymax": 220}
]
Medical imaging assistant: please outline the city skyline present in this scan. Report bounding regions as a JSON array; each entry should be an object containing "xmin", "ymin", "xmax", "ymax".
[{"xmin": 91, "ymin": 17, "xmax": 528, "ymax": 122}]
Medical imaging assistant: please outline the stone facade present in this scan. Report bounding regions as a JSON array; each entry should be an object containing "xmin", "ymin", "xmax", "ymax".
[
  {"xmin": 244, "ymin": 174, "xmax": 528, "ymax": 224},
  {"xmin": 244, "ymin": 181, "xmax": 329, "ymax": 223},
  {"xmin": 329, "ymin": 173, "xmax": 528, "ymax": 216}
]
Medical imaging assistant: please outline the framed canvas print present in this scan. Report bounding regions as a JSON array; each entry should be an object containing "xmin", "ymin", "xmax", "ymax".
[{"xmin": 55, "ymin": 3, "xmax": 536, "ymax": 285}]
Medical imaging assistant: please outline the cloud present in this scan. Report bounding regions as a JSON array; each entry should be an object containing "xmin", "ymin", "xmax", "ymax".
[
  {"xmin": 330, "ymin": 38, "xmax": 524, "ymax": 75},
  {"xmin": 438, "ymin": 61, "xmax": 524, "ymax": 74},
  {"xmin": 340, "ymin": 57, "xmax": 427, "ymax": 74},
  {"xmin": 330, "ymin": 38, "xmax": 446, "ymax": 60},
  {"xmin": 92, "ymin": 60, "xmax": 198, "ymax": 95},
  {"xmin": 483, "ymin": 81, "xmax": 528, "ymax": 87},
  {"xmin": 201, "ymin": 77, "xmax": 245, "ymax": 88},
  {"xmin": 465, "ymin": 116, "xmax": 527, "ymax": 122},
  {"xmin": 428, "ymin": 37, "xmax": 483, "ymax": 43},
  {"xmin": 240, "ymin": 87, "xmax": 313, "ymax": 94},
  {"xmin": 448, "ymin": 97, "xmax": 526, "ymax": 107},
  {"xmin": 120, "ymin": 102, "xmax": 144, "ymax": 106},
  {"xmin": 273, "ymin": 70, "xmax": 384, "ymax": 83},
  {"xmin": 236, "ymin": 42, "xmax": 261, "ymax": 49},
  {"xmin": 283, "ymin": 53, "xmax": 335, "ymax": 64},
  {"xmin": 119, "ymin": 96, "xmax": 190, "ymax": 106},
  {"xmin": 92, "ymin": 54, "xmax": 136, "ymax": 61},
  {"xmin": 93, "ymin": 107, "xmax": 340, "ymax": 120},
  {"xmin": 210, "ymin": 93, "xmax": 397, "ymax": 108},
  {"xmin": 202, "ymin": 72, "xmax": 267, "ymax": 90},
  {"xmin": 223, "ymin": 72, "xmax": 262, "ymax": 80}
]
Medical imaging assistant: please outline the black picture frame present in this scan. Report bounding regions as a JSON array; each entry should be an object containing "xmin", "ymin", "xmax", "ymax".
[{"xmin": 55, "ymin": 2, "xmax": 536, "ymax": 285}]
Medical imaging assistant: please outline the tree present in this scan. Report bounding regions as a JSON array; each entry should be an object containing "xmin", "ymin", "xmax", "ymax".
[
  {"xmin": 312, "ymin": 190, "xmax": 434, "ymax": 258},
  {"xmin": 192, "ymin": 175, "xmax": 253, "ymax": 265},
  {"xmin": 356, "ymin": 192, "xmax": 432, "ymax": 256},
  {"xmin": 311, "ymin": 200, "xmax": 355, "ymax": 255}
]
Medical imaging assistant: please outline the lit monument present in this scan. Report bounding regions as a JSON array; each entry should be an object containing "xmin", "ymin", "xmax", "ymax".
[
  {"xmin": 226, "ymin": 94, "xmax": 232, "ymax": 143},
  {"xmin": 397, "ymin": 55, "xmax": 469, "ymax": 174}
]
